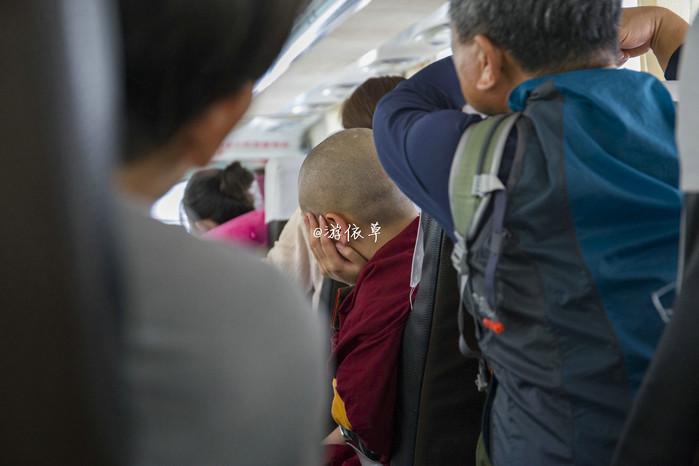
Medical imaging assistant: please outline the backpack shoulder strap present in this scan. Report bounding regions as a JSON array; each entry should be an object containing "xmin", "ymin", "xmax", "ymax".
[
  {"xmin": 448, "ymin": 113, "xmax": 520, "ymax": 362},
  {"xmin": 449, "ymin": 113, "xmax": 520, "ymax": 242}
]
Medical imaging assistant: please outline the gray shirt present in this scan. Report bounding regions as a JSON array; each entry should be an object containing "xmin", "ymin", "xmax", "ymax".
[{"xmin": 119, "ymin": 200, "xmax": 326, "ymax": 466}]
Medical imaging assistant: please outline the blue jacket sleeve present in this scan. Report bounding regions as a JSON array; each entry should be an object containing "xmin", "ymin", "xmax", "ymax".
[{"xmin": 372, "ymin": 57, "xmax": 483, "ymax": 238}]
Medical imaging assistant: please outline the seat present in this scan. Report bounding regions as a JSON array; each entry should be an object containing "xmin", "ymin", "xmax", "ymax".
[
  {"xmin": 264, "ymin": 155, "xmax": 304, "ymax": 246},
  {"xmin": 0, "ymin": 1, "xmax": 122, "ymax": 464},
  {"xmin": 392, "ymin": 214, "xmax": 484, "ymax": 466},
  {"xmin": 319, "ymin": 277, "xmax": 344, "ymax": 315}
]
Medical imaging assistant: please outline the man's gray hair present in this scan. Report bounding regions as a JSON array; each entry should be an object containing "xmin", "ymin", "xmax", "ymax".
[{"xmin": 449, "ymin": 0, "xmax": 622, "ymax": 73}]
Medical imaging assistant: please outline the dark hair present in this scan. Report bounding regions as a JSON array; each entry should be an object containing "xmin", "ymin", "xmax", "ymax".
[
  {"xmin": 182, "ymin": 161, "xmax": 255, "ymax": 225},
  {"xmin": 119, "ymin": 0, "xmax": 307, "ymax": 162},
  {"xmin": 341, "ymin": 76, "xmax": 406, "ymax": 129},
  {"xmin": 449, "ymin": 0, "xmax": 621, "ymax": 73}
]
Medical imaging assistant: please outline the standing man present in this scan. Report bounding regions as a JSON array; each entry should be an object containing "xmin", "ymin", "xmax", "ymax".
[{"xmin": 374, "ymin": 1, "xmax": 682, "ymax": 464}]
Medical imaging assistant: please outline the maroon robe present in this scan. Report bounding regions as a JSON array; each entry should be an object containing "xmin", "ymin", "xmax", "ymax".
[{"xmin": 327, "ymin": 218, "xmax": 419, "ymax": 466}]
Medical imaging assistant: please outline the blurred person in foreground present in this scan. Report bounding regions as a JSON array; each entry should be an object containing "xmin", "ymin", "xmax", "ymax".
[{"xmin": 115, "ymin": 1, "xmax": 326, "ymax": 464}]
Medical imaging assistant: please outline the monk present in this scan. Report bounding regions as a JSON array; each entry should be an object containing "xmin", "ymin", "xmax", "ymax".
[{"xmin": 299, "ymin": 128, "xmax": 419, "ymax": 466}]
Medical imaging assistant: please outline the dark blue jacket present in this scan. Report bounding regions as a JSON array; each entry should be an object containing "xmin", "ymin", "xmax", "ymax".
[{"xmin": 373, "ymin": 57, "xmax": 679, "ymax": 239}]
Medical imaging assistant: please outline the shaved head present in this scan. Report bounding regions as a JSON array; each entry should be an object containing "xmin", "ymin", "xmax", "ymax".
[{"xmin": 299, "ymin": 128, "xmax": 414, "ymax": 227}]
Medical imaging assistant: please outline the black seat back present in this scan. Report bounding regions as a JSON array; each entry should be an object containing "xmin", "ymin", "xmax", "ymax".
[
  {"xmin": 392, "ymin": 214, "xmax": 484, "ymax": 466},
  {"xmin": 267, "ymin": 219, "xmax": 289, "ymax": 248},
  {"xmin": 0, "ymin": 1, "xmax": 122, "ymax": 463}
]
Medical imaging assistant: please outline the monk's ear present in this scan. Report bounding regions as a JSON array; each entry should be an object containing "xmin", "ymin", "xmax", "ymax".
[{"xmin": 324, "ymin": 212, "xmax": 351, "ymax": 245}]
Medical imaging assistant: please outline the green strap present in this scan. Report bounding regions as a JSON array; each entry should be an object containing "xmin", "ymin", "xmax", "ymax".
[
  {"xmin": 449, "ymin": 113, "xmax": 520, "ymax": 240},
  {"xmin": 449, "ymin": 113, "xmax": 520, "ymax": 361},
  {"xmin": 476, "ymin": 434, "xmax": 494, "ymax": 466}
]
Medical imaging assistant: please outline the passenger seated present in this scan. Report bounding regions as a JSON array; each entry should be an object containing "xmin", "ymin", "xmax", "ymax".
[
  {"xmin": 373, "ymin": 1, "xmax": 682, "ymax": 465},
  {"xmin": 182, "ymin": 161, "xmax": 267, "ymax": 247},
  {"xmin": 266, "ymin": 76, "xmax": 406, "ymax": 309},
  {"xmin": 298, "ymin": 128, "xmax": 419, "ymax": 466}
]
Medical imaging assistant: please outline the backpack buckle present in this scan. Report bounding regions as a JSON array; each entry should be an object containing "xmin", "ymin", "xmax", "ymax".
[
  {"xmin": 472, "ymin": 293, "xmax": 505, "ymax": 334},
  {"xmin": 475, "ymin": 359, "xmax": 490, "ymax": 392},
  {"xmin": 472, "ymin": 174, "xmax": 505, "ymax": 197}
]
